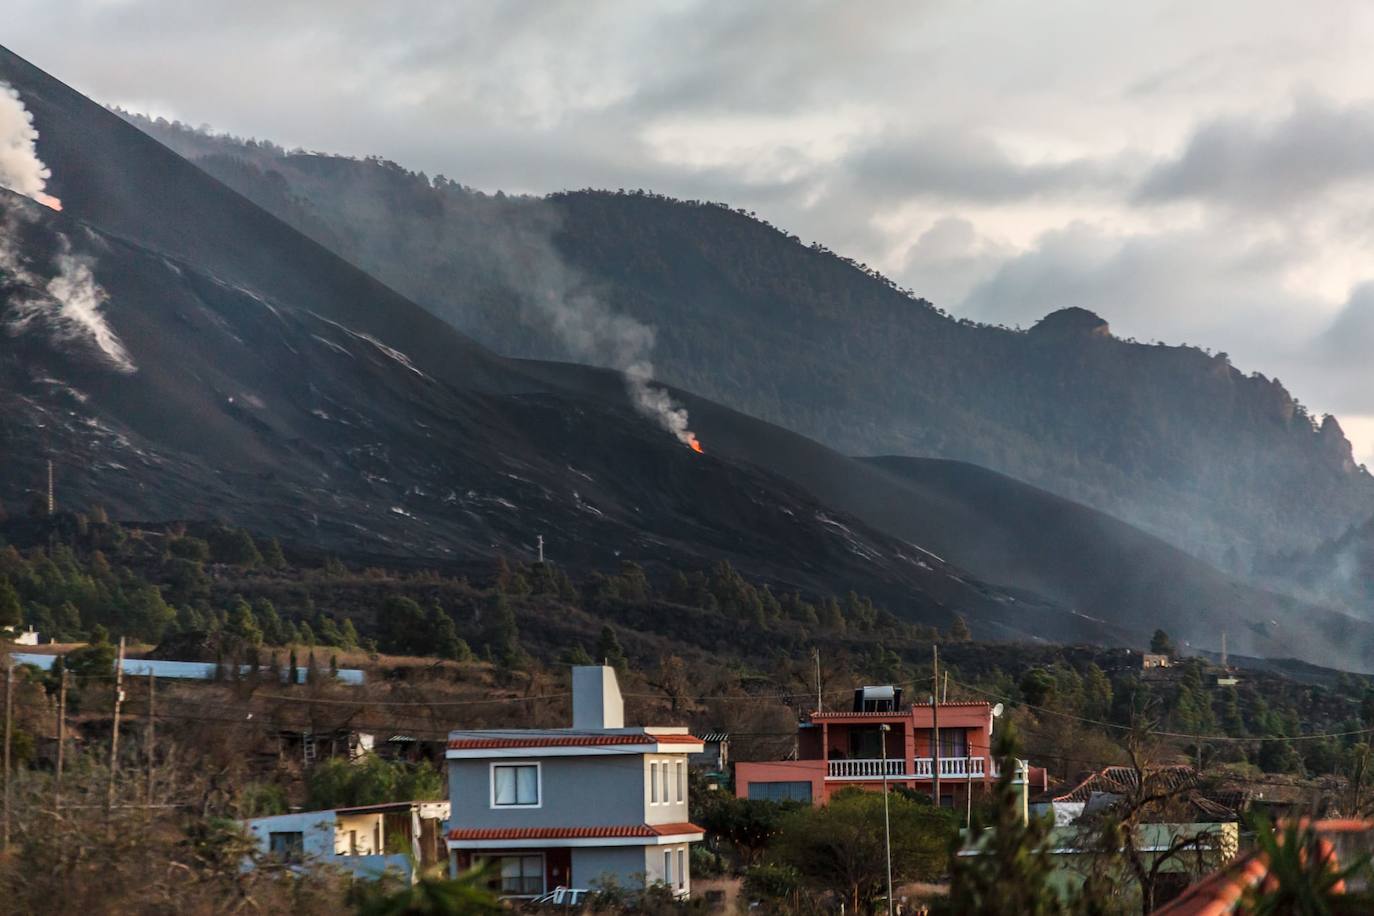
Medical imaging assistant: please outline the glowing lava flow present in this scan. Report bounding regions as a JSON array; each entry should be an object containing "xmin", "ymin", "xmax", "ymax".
[{"xmin": 688, "ymin": 435, "xmax": 703, "ymax": 454}]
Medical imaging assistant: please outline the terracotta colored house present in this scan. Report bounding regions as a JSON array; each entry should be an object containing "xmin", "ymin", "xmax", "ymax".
[{"xmin": 735, "ymin": 686, "xmax": 1045, "ymax": 808}]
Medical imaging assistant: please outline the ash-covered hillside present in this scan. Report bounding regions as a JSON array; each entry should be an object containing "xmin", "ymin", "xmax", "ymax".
[
  {"xmin": 0, "ymin": 45, "xmax": 1067, "ymax": 644},
  {"xmin": 3, "ymin": 45, "xmax": 1373, "ymax": 669},
  {"xmin": 119, "ymin": 112, "xmax": 1374, "ymax": 567}
]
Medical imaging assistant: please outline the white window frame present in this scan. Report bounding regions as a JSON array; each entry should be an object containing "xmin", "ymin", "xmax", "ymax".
[
  {"xmin": 664, "ymin": 849, "xmax": 673, "ymax": 885},
  {"xmin": 677, "ymin": 846, "xmax": 686, "ymax": 889},
  {"xmin": 650, "ymin": 761, "xmax": 659, "ymax": 803},
  {"xmin": 489, "ymin": 761, "xmax": 542, "ymax": 809},
  {"xmin": 493, "ymin": 852, "xmax": 546, "ymax": 897},
  {"xmin": 675, "ymin": 760, "xmax": 684, "ymax": 803},
  {"xmin": 661, "ymin": 758, "xmax": 670, "ymax": 803}
]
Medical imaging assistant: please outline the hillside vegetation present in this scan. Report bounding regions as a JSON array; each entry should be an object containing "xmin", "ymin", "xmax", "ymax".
[{"xmin": 120, "ymin": 112, "xmax": 1374, "ymax": 567}]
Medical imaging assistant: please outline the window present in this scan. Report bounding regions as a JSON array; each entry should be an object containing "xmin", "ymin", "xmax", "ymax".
[
  {"xmin": 849, "ymin": 727, "xmax": 884, "ymax": 759},
  {"xmin": 747, "ymin": 781, "xmax": 812, "ymax": 803},
  {"xmin": 498, "ymin": 854, "xmax": 544, "ymax": 896},
  {"xmin": 491, "ymin": 763, "xmax": 540, "ymax": 808},
  {"xmin": 939, "ymin": 730, "xmax": 969, "ymax": 758},
  {"xmin": 650, "ymin": 762, "xmax": 659, "ymax": 803},
  {"xmin": 677, "ymin": 847, "xmax": 686, "ymax": 889},
  {"xmin": 268, "ymin": 831, "xmax": 303, "ymax": 862},
  {"xmin": 661, "ymin": 760, "xmax": 670, "ymax": 803},
  {"xmin": 675, "ymin": 760, "xmax": 684, "ymax": 803},
  {"xmin": 664, "ymin": 849, "xmax": 673, "ymax": 885}
]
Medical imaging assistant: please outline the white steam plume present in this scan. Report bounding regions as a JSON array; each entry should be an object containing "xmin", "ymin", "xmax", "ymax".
[
  {"xmin": 0, "ymin": 83, "xmax": 62, "ymax": 211},
  {"xmin": 1, "ymin": 204, "xmax": 135, "ymax": 373},
  {"xmin": 511, "ymin": 217, "xmax": 700, "ymax": 451}
]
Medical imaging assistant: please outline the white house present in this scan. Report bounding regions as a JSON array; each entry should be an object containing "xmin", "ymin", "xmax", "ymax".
[{"xmin": 242, "ymin": 799, "xmax": 449, "ymax": 882}]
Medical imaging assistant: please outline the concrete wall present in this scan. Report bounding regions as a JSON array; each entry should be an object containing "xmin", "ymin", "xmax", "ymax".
[
  {"xmin": 571, "ymin": 845, "xmax": 647, "ymax": 890},
  {"xmin": 243, "ymin": 810, "xmax": 412, "ymax": 882},
  {"xmin": 244, "ymin": 810, "xmax": 338, "ymax": 860},
  {"xmin": 449, "ymin": 755, "xmax": 649, "ymax": 829},
  {"xmin": 334, "ymin": 812, "xmax": 385, "ymax": 855},
  {"xmin": 641, "ymin": 754, "xmax": 691, "ymax": 824},
  {"xmin": 734, "ymin": 759, "xmax": 827, "ymax": 802},
  {"xmin": 643, "ymin": 842, "xmax": 692, "ymax": 896}
]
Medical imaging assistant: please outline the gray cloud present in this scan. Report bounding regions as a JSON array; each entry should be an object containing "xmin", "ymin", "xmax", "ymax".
[
  {"xmin": 1139, "ymin": 96, "xmax": 1374, "ymax": 209},
  {"xmin": 8, "ymin": 0, "xmax": 1374, "ymax": 453},
  {"xmin": 847, "ymin": 132, "xmax": 1135, "ymax": 204}
]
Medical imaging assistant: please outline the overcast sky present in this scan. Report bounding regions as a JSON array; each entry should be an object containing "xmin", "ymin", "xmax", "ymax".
[{"xmin": 10, "ymin": 1, "xmax": 1374, "ymax": 461}]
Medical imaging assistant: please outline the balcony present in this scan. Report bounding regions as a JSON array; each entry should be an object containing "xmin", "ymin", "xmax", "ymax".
[
  {"xmin": 825, "ymin": 757, "xmax": 989, "ymax": 780},
  {"xmin": 826, "ymin": 758, "xmax": 907, "ymax": 779},
  {"xmin": 916, "ymin": 756, "xmax": 987, "ymax": 779}
]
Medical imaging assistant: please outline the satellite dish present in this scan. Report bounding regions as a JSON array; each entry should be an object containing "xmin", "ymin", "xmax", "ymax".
[{"xmin": 991, "ymin": 703, "xmax": 1004, "ymax": 718}]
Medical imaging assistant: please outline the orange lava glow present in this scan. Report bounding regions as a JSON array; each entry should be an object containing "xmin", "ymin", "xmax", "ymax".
[
  {"xmin": 35, "ymin": 191, "xmax": 62, "ymax": 211},
  {"xmin": 688, "ymin": 436, "xmax": 703, "ymax": 454}
]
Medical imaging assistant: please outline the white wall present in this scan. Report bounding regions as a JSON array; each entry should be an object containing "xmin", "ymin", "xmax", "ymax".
[{"xmin": 642, "ymin": 754, "xmax": 691, "ymax": 824}]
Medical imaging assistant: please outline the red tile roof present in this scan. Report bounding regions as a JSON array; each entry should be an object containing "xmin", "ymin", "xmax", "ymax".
[
  {"xmin": 446, "ymin": 734, "xmax": 701, "ymax": 750},
  {"xmin": 447, "ymin": 822, "xmax": 703, "ymax": 841},
  {"xmin": 1153, "ymin": 820, "xmax": 1374, "ymax": 915}
]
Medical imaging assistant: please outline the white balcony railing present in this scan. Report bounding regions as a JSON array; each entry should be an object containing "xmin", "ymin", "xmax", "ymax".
[
  {"xmin": 826, "ymin": 757, "xmax": 990, "ymax": 779},
  {"xmin": 914, "ymin": 757, "xmax": 987, "ymax": 779},
  {"xmin": 826, "ymin": 758, "xmax": 907, "ymax": 779}
]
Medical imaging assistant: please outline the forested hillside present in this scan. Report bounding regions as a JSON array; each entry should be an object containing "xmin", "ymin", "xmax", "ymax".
[{"xmin": 119, "ymin": 113, "xmax": 1374, "ymax": 567}]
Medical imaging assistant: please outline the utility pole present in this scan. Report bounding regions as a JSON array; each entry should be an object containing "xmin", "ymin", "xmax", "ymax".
[
  {"xmin": 46, "ymin": 459, "xmax": 54, "ymax": 516},
  {"xmin": 145, "ymin": 671, "xmax": 155, "ymax": 815},
  {"xmin": 106, "ymin": 637, "xmax": 126, "ymax": 815},
  {"xmin": 879, "ymin": 723, "xmax": 894, "ymax": 916},
  {"xmin": 536, "ymin": 535, "xmax": 544, "ymax": 564},
  {"xmin": 54, "ymin": 668, "xmax": 67, "ymax": 811},
  {"xmin": 932, "ymin": 645, "xmax": 941, "ymax": 807},
  {"xmin": 943, "ymin": 670, "xmax": 949, "ymax": 703},
  {"xmin": 3, "ymin": 658, "xmax": 12, "ymax": 850}
]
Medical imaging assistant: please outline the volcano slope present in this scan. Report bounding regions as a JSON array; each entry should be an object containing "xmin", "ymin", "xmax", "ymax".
[
  {"xmin": 1, "ymin": 45, "xmax": 1371, "ymax": 667},
  {"xmin": 116, "ymin": 112, "xmax": 1374, "ymax": 567},
  {"xmin": 518, "ymin": 359, "xmax": 1374, "ymax": 670},
  {"xmin": 0, "ymin": 45, "xmax": 1082, "ymax": 644}
]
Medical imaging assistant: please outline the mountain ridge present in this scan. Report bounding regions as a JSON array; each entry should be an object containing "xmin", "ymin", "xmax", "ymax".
[
  {"xmin": 3, "ymin": 45, "xmax": 1372, "ymax": 670},
  {"xmin": 109, "ymin": 112, "xmax": 1374, "ymax": 566}
]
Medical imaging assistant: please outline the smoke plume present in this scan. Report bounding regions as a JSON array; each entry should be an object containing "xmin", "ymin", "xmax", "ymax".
[
  {"xmin": 0, "ymin": 204, "xmax": 135, "ymax": 373},
  {"xmin": 506, "ymin": 210, "xmax": 700, "ymax": 450},
  {"xmin": 0, "ymin": 82, "xmax": 62, "ymax": 211}
]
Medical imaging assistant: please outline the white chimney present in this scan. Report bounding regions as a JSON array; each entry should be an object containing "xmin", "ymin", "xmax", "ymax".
[{"xmin": 572, "ymin": 665, "xmax": 624, "ymax": 730}]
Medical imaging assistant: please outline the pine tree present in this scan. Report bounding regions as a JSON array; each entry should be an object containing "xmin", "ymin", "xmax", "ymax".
[
  {"xmin": 227, "ymin": 600, "xmax": 263, "ymax": 647},
  {"xmin": 0, "ymin": 577, "xmax": 22, "ymax": 630},
  {"xmin": 487, "ymin": 593, "xmax": 520, "ymax": 666},
  {"xmin": 317, "ymin": 614, "xmax": 344, "ymax": 647},
  {"xmin": 595, "ymin": 625, "xmax": 628, "ymax": 670},
  {"xmin": 262, "ymin": 537, "xmax": 287, "ymax": 570},
  {"xmin": 1149, "ymin": 629, "xmax": 1174, "ymax": 655},
  {"xmin": 948, "ymin": 614, "xmax": 972, "ymax": 642},
  {"xmin": 288, "ymin": 648, "xmax": 299, "ymax": 685},
  {"xmin": 339, "ymin": 618, "xmax": 360, "ymax": 650},
  {"xmin": 949, "ymin": 721, "xmax": 1065, "ymax": 914},
  {"xmin": 254, "ymin": 599, "xmax": 286, "ymax": 645}
]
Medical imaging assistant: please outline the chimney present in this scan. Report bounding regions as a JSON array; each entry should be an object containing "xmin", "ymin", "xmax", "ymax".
[{"xmin": 572, "ymin": 665, "xmax": 624, "ymax": 730}]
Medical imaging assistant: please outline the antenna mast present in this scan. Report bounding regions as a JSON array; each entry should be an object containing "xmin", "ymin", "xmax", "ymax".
[{"xmin": 46, "ymin": 459, "xmax": 54, "ymax": 516}]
